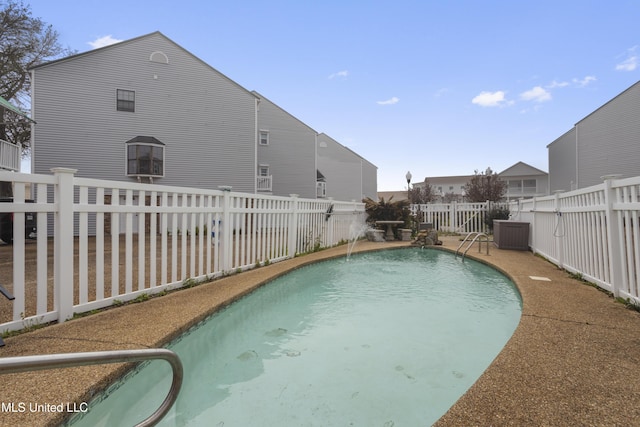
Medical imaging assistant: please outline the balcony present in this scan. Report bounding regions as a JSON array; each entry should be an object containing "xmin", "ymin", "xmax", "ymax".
[
  {"xmin": 0, "ymin": 139, "xmax": 21, "ymax": 172},
  {"xmin": 257, "ymin": 175, "xmax": 272, "ymax": 192}
]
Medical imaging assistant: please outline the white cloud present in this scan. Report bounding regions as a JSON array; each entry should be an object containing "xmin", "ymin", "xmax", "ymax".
[
  {"xmin": 471, "ymin": 91, "xmax": 508, "ymax": 107},
  {"xmin": 547, "ymin": 80, "xmax": 569, "ymax": 89},
  {"xmin": 328, "ymin": 70, "xmax": 349, "ymax": 79},
  {"xmin": 520, "ymin": 86, "xmax": 551, "ymax": 102},
  {"xmin": 572, "ymin": 75, "xmax": 596, "ymax": 87},
  {"xmin": 376, "ymin": 96, "xmax": 399, "ymax": 105},
  {"xmin": 615, "ymin": 46, "xmax": 638, "ymax": 71},
  {"xmin": 88, "ymin": 35, "xmax": 122, "ymax": 49}
]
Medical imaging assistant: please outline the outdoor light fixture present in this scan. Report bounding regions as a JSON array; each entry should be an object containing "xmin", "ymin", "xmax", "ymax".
[
  {"xmin": 406, "ymin": 171, "xmax": 412, "ymax": 200},
  {"xmin": 485, "ymin": 167, "xmax": 493, "ymax": 201}
]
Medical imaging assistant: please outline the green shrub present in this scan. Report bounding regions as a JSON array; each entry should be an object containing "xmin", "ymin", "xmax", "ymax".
[{"xmin": 485, "ymin": 206, "xmax": 510, "ymax": 232}]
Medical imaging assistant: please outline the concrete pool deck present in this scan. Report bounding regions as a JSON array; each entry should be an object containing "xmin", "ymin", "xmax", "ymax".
[{"xmin": 1, "ymin": 236, "xmax": 640, "ymax": 426}]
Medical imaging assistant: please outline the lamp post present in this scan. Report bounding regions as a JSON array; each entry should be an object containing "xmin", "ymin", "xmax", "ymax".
[
  {"xmin": 405, "ymin": 171, "xmax": 412, "ymax": 201},
  {"xmin": 485, "ymin": 167, "xmax": 492, "ymax": 201}
]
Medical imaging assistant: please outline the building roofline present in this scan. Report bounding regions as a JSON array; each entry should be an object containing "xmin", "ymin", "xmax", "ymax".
[
  {"xmin": 30, "ymin": 31, "xmax": 259, "ymax": 101},
  {"xmin": 574, "ymin": 79, "xmax": 640, "ymax": 126},
  {"xmin": 251, "ymin": 91, "xmax": 318, "ymax": 134},
  {"xmin": 317, "ymin": 132, "xmax": 378, "ymax": 169}
]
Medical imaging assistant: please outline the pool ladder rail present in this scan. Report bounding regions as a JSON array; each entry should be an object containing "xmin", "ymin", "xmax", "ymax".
[
  {"xmin": 455, "ymin": 232, "xmax": 490, "ymax": 261},
  {"xmin": 0, "ymin": 348, "xmax": 183, "ymax": 427}
]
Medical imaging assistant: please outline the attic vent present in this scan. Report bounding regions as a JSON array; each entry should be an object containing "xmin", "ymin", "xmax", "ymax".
[{"xmin": 149, "ymin": 51, "xmax": 169, "ymax": 64}]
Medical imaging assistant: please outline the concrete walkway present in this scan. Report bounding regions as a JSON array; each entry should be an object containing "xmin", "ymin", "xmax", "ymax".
[{"xmin": 1, "ymin": 237, "xmax": 639, "ymax": 426}]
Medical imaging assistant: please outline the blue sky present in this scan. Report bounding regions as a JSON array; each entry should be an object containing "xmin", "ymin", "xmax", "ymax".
[{"xmin": 24, "ymin": 0, "xmax": 640, "ymax": 190}]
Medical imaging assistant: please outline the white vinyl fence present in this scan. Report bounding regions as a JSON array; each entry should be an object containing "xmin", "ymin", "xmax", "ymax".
[
  {"xmin": 509, "ymin": 175, "xmax": 640, "ymax": 305},
  {"xmin": 410, "ymin": 201, "xmax": 497, "ymax": 233},
  {"xmin": 0, "ymin": 169, "xmax": 365, "ymax": 334}
]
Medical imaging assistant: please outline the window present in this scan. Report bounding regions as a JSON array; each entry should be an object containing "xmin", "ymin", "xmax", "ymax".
[
  {"xmin": 126, "ymin": 136, "xmax": 164, "ymax": 177},
  {"xmin": 316, "ymin": 181, "xmax": 327, "ymax": 197},
  {"xmin": 508, "ymin": 179, "xmax": 537, "ymax": 194},
  {"xmin": 117, "ymin": 89, "xmax": 135, "ymax": 112},
  {"xmin": 316, "ymin": 169, "xmax": 327, "ymax": 198},
  {"xmin": 523, "ymin": 179, "xmax": 537, "ymax": 192},
  {"xmin": 508, "ymin": 180, "xmax": 522, "ymax": 191},
  {"xmin": 259, "ymin": 131, "xmax": 269, "ymax": 145},
  {"xmin": 257, "ymin": 165, "xmax": 271, "ymax": 191}
]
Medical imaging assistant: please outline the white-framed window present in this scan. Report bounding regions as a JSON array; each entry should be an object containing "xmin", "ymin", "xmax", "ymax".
[
  {"xmin": 257, "ymin": 164, "xmax": 272, "ymax": 192},
  {"xmin": 316, "ymin": 169, "xmax": 327, "ymax": 198},
  {"xmin": 508, "ymin": 180, "xmax": 522, "ymax": 191},
  {"xmin": 523, "ymin": 179, "xmax": 537, "ymax": 192},
  {"xmin": 126, "ymin": 136, "xmax": 164, "ymax": 177},
  {"xmin": 259, "ymin": 130, "xmax": 269, "ymax": 145},
  {"xmin": 316, "ymin": 181, "xmax": 327, "ymax": 198},
  {"xmin": 117, "ymin": 89, "xmax": 135, "ymax": 112}
]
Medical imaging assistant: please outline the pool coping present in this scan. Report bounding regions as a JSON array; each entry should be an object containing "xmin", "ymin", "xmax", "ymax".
[{"xmin": 1, "ymin": 237, "xmax": 640, "ymax": 426}]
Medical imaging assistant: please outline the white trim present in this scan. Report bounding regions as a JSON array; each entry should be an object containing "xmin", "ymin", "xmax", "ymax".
[
  {"xmin": 125, "ymin": 141, "xmax": 165, "ymax": 178},
  {"xmin": 259, "ymin": 130, "xmax": 270, "ymax": 145}
]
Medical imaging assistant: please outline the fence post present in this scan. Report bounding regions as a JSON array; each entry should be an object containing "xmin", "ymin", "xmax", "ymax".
[
  {"xmin": 451, "ymin": 201, "xmax": 457, "ymax": 232},
  {"xmin": 11, "ymin": 182, "xmax": 26, "ymax": 322},
  {"xmin": 218, "ymin": 186, "xmax": 232, "ymax": 273},
  {"xmin": 530, "ymin": 196, "xmax": 537, "ymax": 253},
  {"xmin": 288, "ymin": 194, "xmax": 299, "ymax": 258},
  {"xmin": 602, "ymin": 175, "xmax": 623, "ymax": 297},
  {"xmin": 325, "ymin": 198, "xmax": 333, "ymax": 247},
  {"xmin": 51, "ymin": 167, "xmax": 77, "ymax": 322},
  {"xmin": 485, "ymin": 200, "xmax": 491, "ymax": 234},
  {"xmin": 553, "ymin": 190, "xmax": 564, "ymax": 269}
]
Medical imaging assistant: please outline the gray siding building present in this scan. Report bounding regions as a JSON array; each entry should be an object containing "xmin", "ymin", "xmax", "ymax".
[
  {"xmin": 254, "ymin": 92, "xmax": 318, "ymax": 199},
  {"xmin": 317, "ymin": 133, "xmax": 378, "ymax": 201},
  {"xmin": 548, "ymin": 80, "xmax": 640, "ymax": 192},
  {"xmin": 31, "ymin": 32, "xmax": 258, "ymax": 193},
  {"xmin": 548, "ymin": 128, "xmax": 577, "ymax": 192},
  {"xmin": 30, "ymin": 32, "xmax": 378, "ymax": 202}
]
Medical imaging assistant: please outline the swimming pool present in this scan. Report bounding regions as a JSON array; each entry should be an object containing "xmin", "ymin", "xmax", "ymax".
[{"xmin": 69, "ymin": 248, "xmax": 522, "ymax": 426}]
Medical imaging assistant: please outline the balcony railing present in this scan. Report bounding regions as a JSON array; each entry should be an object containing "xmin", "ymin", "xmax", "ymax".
[
  {"xmin": 0, "ymin": 139, "xmax": 21, "ymax": 172},
  {"xmin": 256, "ymin": 175, "xmax": 272, "ymax": 192}
]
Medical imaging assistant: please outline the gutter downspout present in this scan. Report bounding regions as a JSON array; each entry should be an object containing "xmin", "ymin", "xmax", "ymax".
[
  {"xmin": 254, "ymin": 98, "xmax": 259, "ymax": 194},
  {"xmin": 314, "ymin": 132, "xmax": 318, "ymax": 199}
]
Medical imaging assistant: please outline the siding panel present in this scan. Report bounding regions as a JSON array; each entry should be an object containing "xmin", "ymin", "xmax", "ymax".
[
  {"xmin": 317, "ymin": 133, "xmax": 366, "ymax": 201},
  {"xmin": 548, "ymin": 128, "xmax": 577, "ymax": 192},
  {"xmin": 255, "ymin": 93, "xmax": 317, "ymax": 198},
  {"xmin": 576, "ymin": 82, "xmax": 640, "ymax": 188},
  {"xmin": 32, "ymin": 32, "xmax": 256, "ymax": 193}
]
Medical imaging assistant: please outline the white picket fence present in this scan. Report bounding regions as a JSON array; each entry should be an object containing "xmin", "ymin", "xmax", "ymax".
[
  {"xmin": 410, "ymin": 201, "xmax": 495, "ymax": 233},
  {"xmin": 509, "ymin": 175, "xmax": 640, "ymax": 305},
  {"xmin": 0, "ymin": 169, "xmax": 365, "ymax": 334}
]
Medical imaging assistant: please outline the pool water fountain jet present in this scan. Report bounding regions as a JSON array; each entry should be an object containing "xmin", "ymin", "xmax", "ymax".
[{"xmin": 346, "ymin": 222, "xmax": 371, "ymax": 261}]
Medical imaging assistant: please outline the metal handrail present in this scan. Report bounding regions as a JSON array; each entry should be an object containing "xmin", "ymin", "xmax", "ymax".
[
  {"xmin": 455, "ymin": 232, "xmax": 490, "ymax": 261},
  {"xmin": 0, "ymin": 348, "xmax": 183, "ymax": 427}
]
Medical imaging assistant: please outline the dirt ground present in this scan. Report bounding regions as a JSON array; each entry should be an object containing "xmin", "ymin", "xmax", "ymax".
[{"xmin": 0, "ymin": 236, "xmax": 214, "ymax": 325}]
